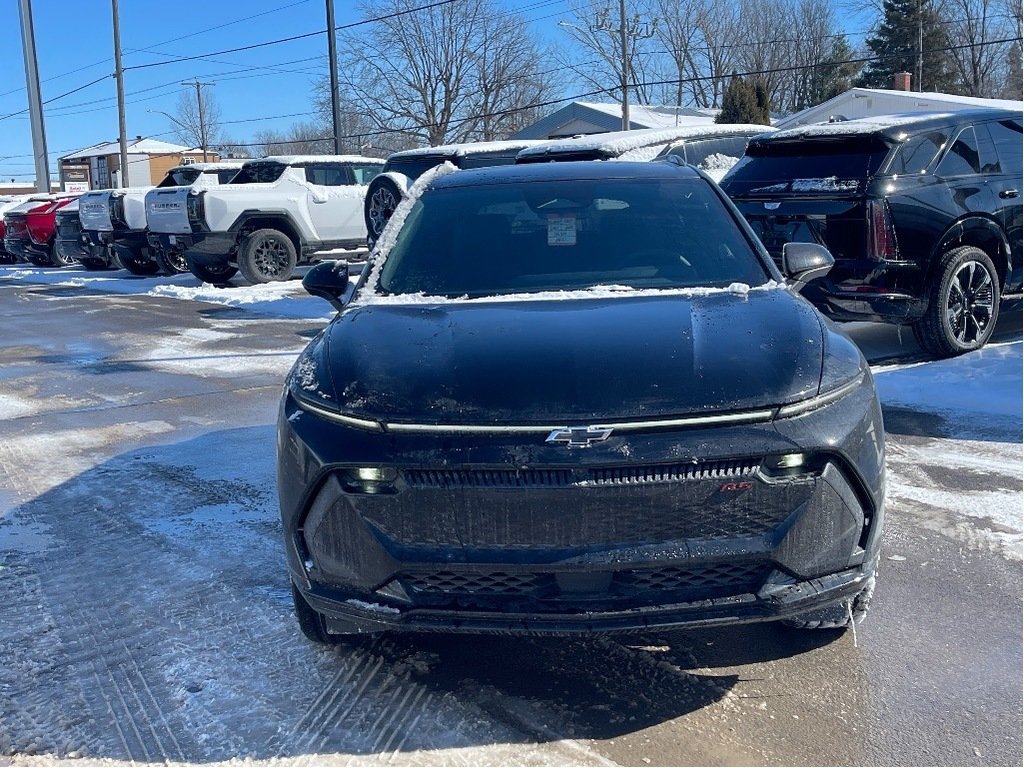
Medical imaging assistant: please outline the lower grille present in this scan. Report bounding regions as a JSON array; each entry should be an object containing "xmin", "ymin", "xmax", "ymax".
[
  {"xmin": 403, "ymin": 460, "xmax": 759, "ymax": 489},
  {"xmin": 397, "ymin": 561, "xmax": 769, "ymax": 611}
]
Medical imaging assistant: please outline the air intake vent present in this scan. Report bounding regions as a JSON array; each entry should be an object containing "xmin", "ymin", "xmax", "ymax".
[
  {"xmin": 403, "ymin": 468, "xmax": 573, "ymax": 488},
  {"xmin": 402, "ymin": 460, "xmax": 759, "ymax": 489},
  {"xmin": 587, "ymin": 459, "xmax": 758, "ymax": 486}
]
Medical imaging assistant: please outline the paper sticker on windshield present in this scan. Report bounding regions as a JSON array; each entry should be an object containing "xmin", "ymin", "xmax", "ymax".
[{"xmin": 547, "ymin": 214, "xmax": 577, "ymax": 246}]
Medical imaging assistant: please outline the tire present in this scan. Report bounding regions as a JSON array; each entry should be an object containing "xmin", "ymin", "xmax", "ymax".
[
  {"xmin": 237, "ymin": 228, "xmax": 297, "ymax": 284},
  {"xmin": 51, "ymin": 244, "xmax": 79, "ymax": 267},
  {"xmin": 783, "ymin": 575, "xmax": 875, "ymax": 630},
  {"xmin": 364, "ymin": 176, "xmax": 402, "ymax": 249},
  {"xmin": 913, "ymin": 246, "xmax": 1000, "ymax": 357},
  {"xmin": 0, "ymin": 253, "xmax": 16, "ymax": 265},
  {"xmin": 28, "ymin": 253, "xmax": 55, "ymax": 267},
  {"xmin": 186, "ymin": 255, "xmax": 237, "ymax": 285},
  {"xmin": 119, "ymin": 245, "xmax": 161, "ymax": 276},
  {"xmin": 290, "ymin": 582, "xmax": 343, "ymax": 645},
  {"xmin": 155, "ymin": 247, "xmax": 188, "ymax": 275}
]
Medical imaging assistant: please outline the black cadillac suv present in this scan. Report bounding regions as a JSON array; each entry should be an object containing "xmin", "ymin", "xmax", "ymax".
[
  {"xmin": 720, "ymin": 108, "xmax": 1022, "ymax": 356},
  {"xmin": 279, "ymin": 161, "xmax": 885, "ymax": 642}
]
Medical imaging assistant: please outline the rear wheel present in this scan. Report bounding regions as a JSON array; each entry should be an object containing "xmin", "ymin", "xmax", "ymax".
[
  {"xmin": 79, "ymin": 257, "xmax": 110, "ymax": 271},
  {"xmin": 117, "ymin": 244, "xmax": 161, "ymax": 276},
  {"xmin": 364, "ymin": 176, "xmax": 402, "ymax": 249},
  {"xmin": 51, "ymin": 244, "xmax": 79, "ymax": 267},
  {"xmin": 186, "ymin": 255, "xmax": 237, "ymax": 285},
  {"xmin": 783, "ymin": 576, "xmax": 875, "ymax": 630},
  {"xmin": 290, "ymin": 583, "xmax": 343, "ymax": 645},
  {"xmin": 913, "ymin": 246, "xmax": 1000, "ymax": 357},
  {"xmin": 238, "ymin": 228, "xmax": 297, "ymax": 284},
  {"xmin": 155, "ymin": 247, "xmax": 188, "ymax": 275}
]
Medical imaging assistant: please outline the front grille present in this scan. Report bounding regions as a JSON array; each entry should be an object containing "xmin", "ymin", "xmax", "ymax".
[
  {"xmin": 402, "ymin": 459, "xmax": 758, "ymax": 489},
  {"xmin": 397, "ymin": 561, "xmax": 770, "ymax": 611}
]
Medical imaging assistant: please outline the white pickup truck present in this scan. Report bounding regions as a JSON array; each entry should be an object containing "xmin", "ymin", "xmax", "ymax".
[
  {"xmin": 147, "ymin": 155, "xmax": 383, "ymax": 284},
  {"xmin": 78, "ymin": 161, "xmax": 244, "ymax": 275}
]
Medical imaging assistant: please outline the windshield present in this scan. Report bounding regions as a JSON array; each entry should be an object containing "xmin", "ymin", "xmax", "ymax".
[
  {"xmin": 377, "ymin": 178, "xmax": 768, "ymax": 298},
  {"xmin": 157, "ymin": 168, "xmax": 203, "ymax": 187},
  {"xmin": 723, "ymin": 138, "xmax": 891, "ymax": 196},
  {"xmin": 230, "ymin": 162, "xmax": 286, "ymax": 184}
]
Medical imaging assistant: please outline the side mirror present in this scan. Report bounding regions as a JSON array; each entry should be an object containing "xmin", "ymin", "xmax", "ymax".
[
  {"xmin": 782, "ymin": 242, "xmax": 834, "ymax": 287},
  {"xmin": 303, "ymin": 261, "xmax": 350, "ymax": 312}
]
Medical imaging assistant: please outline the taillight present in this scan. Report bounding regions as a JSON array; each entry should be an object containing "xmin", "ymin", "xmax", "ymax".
[
  {"xmin": 109, "ymin": 194, "xmax": 126, "ymax": 225},
  {"xmin": 866, "ymin": 199, "xmax": 898, "ymax": 260},
  {"xmin": 186, "ymin": 191, "xmax": 206, "ymax": 230}
]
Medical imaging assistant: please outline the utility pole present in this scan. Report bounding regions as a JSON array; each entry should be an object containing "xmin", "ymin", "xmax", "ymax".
[
  {"xmin": 18, "ymin": 0, "xmax": 50, "ymax": 193},
  {"xmin": 112, "ymin": 0, "xmax": 129, "ymax": 187},
  {"xmin": 182, "ymin": 80, "xmax": 215, "ymax": 161},
  {"xmin": 325, "ymin": 0, "xmax": 343, "ymax": 154},
  {"xmin": 591, "ymin": 2, "xmax": 656, "ymax": 130}
]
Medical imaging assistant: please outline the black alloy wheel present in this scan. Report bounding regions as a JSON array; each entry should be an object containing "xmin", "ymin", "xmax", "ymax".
[
  {"xmin": 238, "ymin": 228, "xmax": 297, "ymax": 284},
  {"xmin": 914, "ymin": 246, "xmax": 1000, "ymax": 357}
]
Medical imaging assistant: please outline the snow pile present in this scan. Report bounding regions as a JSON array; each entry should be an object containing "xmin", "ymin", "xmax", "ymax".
[
  {"xmin": 0, "ymin": 265, "xmax": 337, "ymax": 321},
  {"xmin": 614, "ymin": 143, "xmax": 672, "ymax": 162},
  {"xmin": 873, "ymin": 340, "xmax": 1022, "ymax": 420},
  {"xmin": 874, "ymin": 340, "xmax": 1023, "ymax": 561},
  {"xmin": 699, "ymin": 153, "xmax": 741, "ymax": 182}
]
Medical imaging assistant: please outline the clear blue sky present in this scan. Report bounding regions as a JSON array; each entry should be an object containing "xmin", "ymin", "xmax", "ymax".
[{"xmin": 0, "ymin": 0, "xmax": 873, "ymax": 182}]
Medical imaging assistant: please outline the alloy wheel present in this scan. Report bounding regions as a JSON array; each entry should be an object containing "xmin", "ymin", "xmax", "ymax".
[
  {"xmin": 252, "ymin": 237, "xmax": 291, "ymax": 279},
  {"xmin": 945, "ymin": 259, "xmax": 994, "ymax": 346},
  {"xmin": 368, "ymin": 187, "xmax": 398, "ymax": 237}
]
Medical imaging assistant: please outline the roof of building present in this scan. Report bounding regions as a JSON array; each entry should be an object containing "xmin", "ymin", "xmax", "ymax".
[
  {"xmin": 511, "ymin": 101, "xmax": 719, "ymax": 140},
  {"xmin": 60, "ymin": 138, "xmax": 200, "ymax": 160},
  {"xmin": 387, "ymin": 140, "xmax": 547, "ymax": 159},
  {"xmin": 775, "ymin": 88, "xmax": 1024, "ymax": 129}
]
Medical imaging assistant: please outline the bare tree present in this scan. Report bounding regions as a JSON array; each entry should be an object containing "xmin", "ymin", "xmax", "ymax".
[
  {"xmin": 249, "ymin": 121, "xmax": 333, "ymax": 156},
  {"xmin": 559, "ymin": 0, "xmax": 660, "ymax": 110},
  {"xmin": 171, "ymin": 84, "xmax": 222, "ymax": 149},
  {"xmin": 942, "ymin": 0, "xmax": 1017, "ymax": 96},
  {"xmin": 650, "ymin": 0, "xmax": 703, "ymax": 107},
  {"xmin": 337, "ymin": 0, "xmax": 554, "ymax": 146}
]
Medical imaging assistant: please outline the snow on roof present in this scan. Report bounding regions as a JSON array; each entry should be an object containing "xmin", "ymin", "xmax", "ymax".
[
  {"xmin": 766, "ymin": 112, "xmax": 961, "ymax": 140},
  {"xmin": 517, "ymin": 124, "xmax": 775, "ymax": 159},
  {"xmin": 170, "ymin": 161, "xmax": 246, "ymax": 171},
  {"xmin": 258, "ymin": 155, "xmax": 384, "ymax": 165},
  {"xmin": 575, "ymin": 101, "xmax": 718, "ymax": 129},
  {"xmin": 62, "ymin": 138, "xmax": 194, "ymax": 159},
  {"xmin": 854, "ymin": 88, "xmax": 1024, "ymax": 112},
  {"xmin": 388, "ymin": 140, "xmax": 547, "ymax": 159}
]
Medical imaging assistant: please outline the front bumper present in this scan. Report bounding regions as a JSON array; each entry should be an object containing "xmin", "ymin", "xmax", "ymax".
[{"xmin": 278, "ymin": 379, "xmax": 886, "ymax": 636}]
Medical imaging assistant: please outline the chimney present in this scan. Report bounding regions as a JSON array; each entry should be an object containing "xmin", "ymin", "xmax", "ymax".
[{"xmin": 893, "ymin": 71, "xmax": 912, "ymax": 91}]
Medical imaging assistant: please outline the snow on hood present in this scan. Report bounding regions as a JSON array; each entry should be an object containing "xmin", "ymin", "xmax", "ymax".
[
  {"xmin": 356, "ymin": 281, "xmax": 783, "ymax": 307},
  {"xmin": 517, "ymin": 124, "xmax": 775, "ymax": 159}
]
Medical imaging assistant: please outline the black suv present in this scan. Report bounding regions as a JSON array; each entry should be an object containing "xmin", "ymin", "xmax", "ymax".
[{"xmin": 720, "ymin": 109, "xmax": 1022, "ymax": 356}]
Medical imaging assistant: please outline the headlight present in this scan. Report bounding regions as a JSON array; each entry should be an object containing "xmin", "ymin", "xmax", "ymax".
[
  {"xmin": 777, "ymin": 326, "xmax": 869, "ymax": 419},
  {"xmin": 776, "ymin": 372, "xmax": 865, "ymax": 418},
  {"xmin": 288, "ymin": 336, "xmax": 382, "ymax": 432}
]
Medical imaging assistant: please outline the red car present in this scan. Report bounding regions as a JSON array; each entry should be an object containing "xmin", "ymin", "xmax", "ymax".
[{"xmin": 3, "ymin": 195, "xmax": 78, "ymax": 266}]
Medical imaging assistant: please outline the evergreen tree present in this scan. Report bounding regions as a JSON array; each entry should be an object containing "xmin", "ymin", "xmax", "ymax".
[
  {"xmin": 716, "ymin": 74, "xmax": 771, "ymax": 125},
  {"xmin": 857, "ymin": 0, "xmax": 956, "ymax": 92},
  {"xmin": 753, "ymin": 78, "xmax": 772, "ymax": 123}
]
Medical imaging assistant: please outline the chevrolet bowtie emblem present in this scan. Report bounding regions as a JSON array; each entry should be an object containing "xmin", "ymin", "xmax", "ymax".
[{"xmin": 546, "ymin": 426, "xmax": 613, "ymax": 448}]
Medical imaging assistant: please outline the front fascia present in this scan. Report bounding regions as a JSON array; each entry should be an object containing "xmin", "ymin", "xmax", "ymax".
[{"xmin": 277, "ymin": 379, "xmax": 884, "ymax": 605}]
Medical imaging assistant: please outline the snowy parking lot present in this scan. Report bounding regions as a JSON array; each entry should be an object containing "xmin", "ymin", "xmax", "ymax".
[{"xmin": 0, "ymin": 264, "xmax": 1020, "ymax": 766}]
